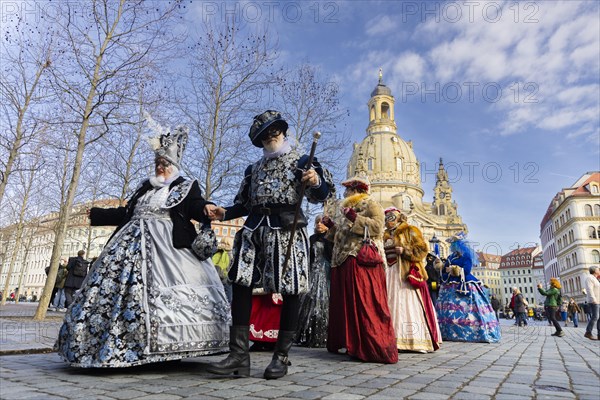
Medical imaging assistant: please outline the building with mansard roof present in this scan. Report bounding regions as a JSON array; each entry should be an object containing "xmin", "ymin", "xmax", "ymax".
[
  {"xmin": 539, "ymin": 171, "xmax": 600, "ymax": 305},
  {"xmin": 499, "ymin": 246, "xmax": 542, "ymax": 307},
  {"xmin": 474, "ymin": 252, "xmax": 502, "ymax": 299},
  {"xmin": 345, "ymin": 73, "xmax": 468, "ymax": 257}
]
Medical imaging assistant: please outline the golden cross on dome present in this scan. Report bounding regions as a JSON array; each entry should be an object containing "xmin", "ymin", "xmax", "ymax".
[{"xmin": 378, "ymin": 67, "xmax": 383, "ymax": 83}]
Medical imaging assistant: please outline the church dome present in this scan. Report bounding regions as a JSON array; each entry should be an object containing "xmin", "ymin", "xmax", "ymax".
[
  {"xmin": 348, "ymin": 132, "xmax": 421, "ymax": 188},
  {"xmin": 371, "ymin": 82, "xmax": 392, "ymax": 97}
]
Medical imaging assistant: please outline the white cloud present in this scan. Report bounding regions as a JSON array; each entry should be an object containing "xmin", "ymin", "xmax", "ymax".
[{"xmin": 365, "ymin": 15, "xmax": 398, "ymax": 36}]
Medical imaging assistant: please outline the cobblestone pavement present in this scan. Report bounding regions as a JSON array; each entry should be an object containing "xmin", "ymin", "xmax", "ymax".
[{"xmin": 1, "ymin": 304, "xmax": 599, "ymax": 399}]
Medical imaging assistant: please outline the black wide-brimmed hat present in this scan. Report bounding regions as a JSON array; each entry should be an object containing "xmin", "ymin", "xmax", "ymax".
[{"xmin": 248, "ymin": 110, "xmax": 288, "ymax": 147}]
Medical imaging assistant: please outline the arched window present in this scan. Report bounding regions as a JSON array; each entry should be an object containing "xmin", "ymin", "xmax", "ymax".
[
  {"xmin": 585, "ymin": 204, "xmax": 593, "ymax": 216},
  {"xmin": 381, "ymin": 102, "xmax": 390, "ymax": 119},
  {"xmin": 595, "ymin": 204, "xmax": 600, "ymax": 216},
  {"xmin": 588, "ymin": 226, "xmax": 597, "ymax": 239},
  {"xmin": 591, "ymin": 184, "xmax": 599, "ymax": 194},
  {"xmin": 592, "ymin": 250, "xmax": 600, "ymax": 263},
  {"xmin": 368, "ymin": 158, "xmax": 373, "ymax": 171},
  {"xmin": 396, "ymin": 157, "xmax": 402, "ymax": 172},
  {"xmin": 439, "ymin": 204, "xmax": 445, "ymax": 215},
  {"xmin": 370, "ymin": 105, "xmax": 375, "ymax": 121}
]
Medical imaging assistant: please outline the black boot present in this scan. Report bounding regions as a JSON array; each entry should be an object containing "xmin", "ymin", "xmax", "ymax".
[
  {"xmin": 263, "ymin": 330, "xmax": 295, "ymax": 380},
  {"xmin": 205, "ymin": 325, "xmax": 250, "ymax": 377}
]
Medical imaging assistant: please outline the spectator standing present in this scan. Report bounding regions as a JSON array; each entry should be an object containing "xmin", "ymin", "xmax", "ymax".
[
  {"xmin": 63, "ymin": 250, "xmax": 89, "ymax": 308},
  {"xmin": 584, "ymin": 266, "xmax": 600, "ymax": 340},
  {"xmin": 513, "ymin": 288, "xmax": 527, "ymax": 327},
  {"xmin": 538, "ymin": 278, "xmax": 564, "ymax": 337},
  {"xmin": 52, "ymin": 259, "xmax": 68, "ymax": 311},
  {"xmin": 560, "ymin": 299, "xmax": 569, "ymax": 326},
  {"xmin": 490, "ymin": 295, "xmax": 501, "ymax": 321},
  {"xmin": 567, "ymin": 298, "xmax": 582, "ymax": 328}
]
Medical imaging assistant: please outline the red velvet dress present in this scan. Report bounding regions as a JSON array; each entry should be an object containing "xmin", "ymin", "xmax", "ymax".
[
  {"xmin": 407, "ymin": 265, "xmax": 442, "ymax": 350},
  {"xmin": 249, "ymin": 293, "xmax": 282, "ymax": 343},
  {"xmin": 327, "ymin": 256, "xmax": 398, "ymax": 364}
]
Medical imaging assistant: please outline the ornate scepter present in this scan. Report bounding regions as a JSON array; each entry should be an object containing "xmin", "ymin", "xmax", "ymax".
[{"xmin": 282, "ymin": 131, "xmax": 322, "ymax": 274}]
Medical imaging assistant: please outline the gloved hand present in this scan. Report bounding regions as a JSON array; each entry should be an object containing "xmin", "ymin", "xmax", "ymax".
[
  {"xmin": 342, "ymin": 207, "xmax": 357, "ymax": 222},
  {"xmin": 321, "ymin": 216, "xmax": 335, "ymax": 228}
]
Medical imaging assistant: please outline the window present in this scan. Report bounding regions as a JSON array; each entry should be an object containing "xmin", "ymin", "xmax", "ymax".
[
  {"xmin": 591, "ymin": 184, "xmax": 599, "ymax": 194},
  {"xmin": 588, "ymin": 226, "xmax": 597, "ymax": 239},
  {"xmin": 214, "ymin": 228, "xmax": 220, "ymax": 235},
  {"xmin": 592, "ymin": 250, "xmax": 600, "ymax": 263},
  {"xmin": 396, "ymin": 158, "xmax": 402, "ymax": 172},
  {"xmin": 230, "ymin": 228, "xmax": 236, "ymax": 236},
  {"xmin": 585, "ymin": 204, "xmax": 593, "ymax": 216},
  {"xmin": 381, "ymin": 102, "xmax": 390, "ymax": 119},
  {"xmin": 368, "ymin": 158, "xmax": 373, "ymax": 171},
  {"xmin": 595, "ymin": 204, "xmax": 600, "ymax": 216},
  {"xmin": 222, "ymin": 227, "xmax": 228, "ymax": 236}
]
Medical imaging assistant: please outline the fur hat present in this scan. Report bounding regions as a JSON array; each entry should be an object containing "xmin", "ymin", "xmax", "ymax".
[
  {"xmin": 248, "ymin": 110, "xmax": 288, "ymax": 148},
  {"xmin": 550, "ymin": 277, "xmax": 561, "ymax": 289},
  {"xmin": 342, "ymin": 174, "xmax": 370, "ymax": 193}
]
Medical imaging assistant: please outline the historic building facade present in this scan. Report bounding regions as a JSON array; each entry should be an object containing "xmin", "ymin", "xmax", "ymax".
[
  {"xmin": 539, "ymin": 171, "xmax": 600, "ymax": 305},
  {"xmin": 499, "ymin": 246, "xmax": 542, "ymax": 307},
  {"xmin": 346, "ymin": 74, "xmax": 468, "ymax": 256},
  {"xmin": 0, "ymin": 200, "xmax": 242, "ymax": 300},
  {"xmin": 474, "ymin": 252, "xmax": 502, "ymax": 299}
]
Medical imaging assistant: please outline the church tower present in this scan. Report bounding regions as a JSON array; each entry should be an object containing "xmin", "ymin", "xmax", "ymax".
[{"xmin": 346, "ymin": 72, "xmax": 468, "ymax": 257}]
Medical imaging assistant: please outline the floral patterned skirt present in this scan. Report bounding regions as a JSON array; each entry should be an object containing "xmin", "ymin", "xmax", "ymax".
[
  {"xmin": 56, "ymin": 217, "xmax": 231, "ymax": 367},
  {"xmin": 436, "ymin": 282, "xmax": 501, "ymax": 343}
]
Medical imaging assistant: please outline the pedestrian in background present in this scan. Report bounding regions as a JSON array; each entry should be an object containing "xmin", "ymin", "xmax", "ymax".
[
  {"xmin": 567, "ymin": 298, "xmax": 582, "ymax": 328},
  {"xmin": 490, "ymin": 295, "xmax": 501, "ymax": 321},
  {"xmin": 513, "ymin": 288, "xmax": 527, "ymax": 327},
  {"xmin": 584, "ymin": 266, "xmax": 600, "ymax": 340},
  {"xmin": 212, "ymin": 237, "xmax": 233, "ymax": 304},
  {"xmin": 63, "ymin": 250, "xmax": 88, "ymax": 308},
  {"xmin": 560, "ymin": 299, "xmax": 568, "ymax": 326},
  {"xmin": 538, "ymin": 278, "xmax": 564, "ymax": 337},
  {"xmin": 51, "ymin": 259, "xmax": 68, "ymax": 311}
]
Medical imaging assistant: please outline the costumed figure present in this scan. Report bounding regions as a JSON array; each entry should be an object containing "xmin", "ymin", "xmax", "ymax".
[
  {"xmin": 249, "ymin": 289, "xmax": 282, "ymax": 351},
  {"xmin": 323, "ymin": 175, "xmax": 398, "ymax": 364},
  {"xmin": 383, "ymin": 208, "xmax": 441, "ymax": 352},
  {"xmin": 205, "ymin": 110, "xmax": 334, "ymax": 379},
  {"xmin": 434, "ymin": 232, "xmax": 501, "ymax": 343},
  {"xmin": 295, "ymin": 214, "xmax": 333, "ymax": 347},
  {"xmin": 425, "ymin": 253, "xmax": 441, "ymax": 305},
  {"xmin": 56, "ymin": 118, "xmax": 231, "ymax": 367}
]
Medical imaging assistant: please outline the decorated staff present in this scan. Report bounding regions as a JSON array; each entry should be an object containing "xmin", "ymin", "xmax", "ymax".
[
  {"xmin": 205, "ymin": 110, "xmax": 334, "ymax": 379},
  {"xmin": 282, "ymin": 131, "xmax": 322, "ymax": 273}
]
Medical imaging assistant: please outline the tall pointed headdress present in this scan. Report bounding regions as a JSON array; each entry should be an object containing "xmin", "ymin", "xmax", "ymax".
[{"xmin": 144, "ymin": 111, "xmax": 188, "ymax": 168}]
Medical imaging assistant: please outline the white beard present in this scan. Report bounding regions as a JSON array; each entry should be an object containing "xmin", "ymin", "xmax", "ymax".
[{"xmin": 149, "ymin": 167, "xmax": 180, "ymax": 188}]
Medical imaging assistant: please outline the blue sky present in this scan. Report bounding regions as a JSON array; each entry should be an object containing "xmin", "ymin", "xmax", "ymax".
[{"xmin": 187, "ymin": 0, "xmax": 599, "ymax": 255}]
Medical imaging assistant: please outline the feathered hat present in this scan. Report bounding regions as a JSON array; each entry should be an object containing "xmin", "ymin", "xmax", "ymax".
[
  {"xmin": 446, "ymin": 231, "xmax": 466, "ymax": 243},
  {"xmin": 144, "ymin": 111, "xmax": 188, "ymax": 168}
]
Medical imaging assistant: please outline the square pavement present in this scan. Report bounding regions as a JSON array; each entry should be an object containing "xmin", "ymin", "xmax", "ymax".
[{"xmin": 1, "ymin": 304, "xmax": 599, "ymax": 399}]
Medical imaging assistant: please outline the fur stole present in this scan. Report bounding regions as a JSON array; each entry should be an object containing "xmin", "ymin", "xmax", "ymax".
[{"xmin": 341, "ymin": 192, "xmax": 369, "ymax": 208}]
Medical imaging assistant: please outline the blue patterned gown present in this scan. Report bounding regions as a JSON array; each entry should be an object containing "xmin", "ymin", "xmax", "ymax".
[
  {"xmin": 435, "ymin": 251, "xmax": 501, "ymax": 343},
  {"xmin": 56, "ymin": 182, "xmax": 231, "ymax": 367}
]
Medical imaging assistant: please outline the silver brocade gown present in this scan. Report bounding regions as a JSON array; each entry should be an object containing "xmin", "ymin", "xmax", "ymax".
[{"xmin": 56, "ymin": 185, "xmax": 231, "ymax": 367}]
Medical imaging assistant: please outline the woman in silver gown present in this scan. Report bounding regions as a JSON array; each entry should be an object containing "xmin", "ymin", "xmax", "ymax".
[{"xmin": 56, "ymin": 125, "xmax": 231, "ymax": 367}]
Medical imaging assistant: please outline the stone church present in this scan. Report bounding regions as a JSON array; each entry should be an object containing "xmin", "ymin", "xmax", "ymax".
[{"xmin": 346, "ymin": 73, "xmax": 468, "ymax": 257}]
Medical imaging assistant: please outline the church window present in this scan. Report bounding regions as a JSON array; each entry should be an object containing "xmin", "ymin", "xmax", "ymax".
[
  {"xmin": 403, "ymin": 195, "xmax": 411, "ymax": 210},
  {"xmin": 592, "ymin": 250, "xmax": 600, "ymax": 263},
  {"xmin": 396, "ymin": 157, "xmax": 402, "ymax": 172},
  {"xmin": 585, "ymin": 204, "xmax": 593, "ymax": 216},
  {"xmin": 439, "ymin": 204, "xmax": 445, "ymax": 215},
  {"xmin": 381, "ymin": 102, "xmax": 390, "ymax": 119},
  {"xmin": 368, "ymin": 158, "xmax": 373, "ymax": 171},
  {"xmin": 370, "ymin": 105, "xmax": 375, "ymax": 121}
]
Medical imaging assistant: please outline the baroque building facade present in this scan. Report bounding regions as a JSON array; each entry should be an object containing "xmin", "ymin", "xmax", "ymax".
[
  {"xmin": 539, "ymin": 171, "xmax": 600, "ymax": 305},
  {"xmin": 474, "ymin": 252, "xmax": 502, "ymax": 299},
  {"xmin": 0, "ymin": 200, "xmax": 243, "ymax": 300},
  {"xmin": 346, "ymin": 74, "xmax": 468, "ymax": 256},
  {"xmin": 499, "ymin": 246, "xmax": 542, "ymax": 307}
]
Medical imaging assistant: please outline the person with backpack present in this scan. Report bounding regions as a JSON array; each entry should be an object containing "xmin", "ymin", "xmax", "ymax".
[
  {"xmin": 64, "ymin": 250, "xmax": 89, "ymax": 308},
  {"xmin": 538, "ymin": 278, "xmax": 564, "ymax": 337}
]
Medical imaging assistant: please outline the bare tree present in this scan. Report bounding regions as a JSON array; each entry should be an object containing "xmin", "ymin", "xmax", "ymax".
[
  {"xmin": 175, "ymin": 23, "xmax": 279, "ymax": 202},
  {"xmin": 273, "ymin": 63, "xmax": 350, "ymax": 173},
  {"xmin": 0, "ymin": 18, "xmax": 53, "ymax": 208},
  {"xmin": 33, "ymin": 0, "xmax": 185, "ymax": 320},
  {"xmin": 1, "ymin": 154, "xmax": 43, "ymax": 305}
]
